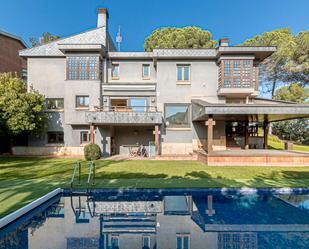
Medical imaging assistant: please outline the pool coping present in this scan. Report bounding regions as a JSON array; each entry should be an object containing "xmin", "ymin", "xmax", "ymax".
[{"xmin": 0, "ymin": 188, "xmax": 62, "ymax": 229}]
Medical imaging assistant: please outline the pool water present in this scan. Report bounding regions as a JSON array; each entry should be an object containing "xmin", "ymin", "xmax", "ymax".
[{"xmin": 1, "ymin": 189, "xmax": 309, "ymax": 249}]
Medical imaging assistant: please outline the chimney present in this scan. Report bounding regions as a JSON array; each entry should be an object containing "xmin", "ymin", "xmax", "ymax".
[
  {"xmin": 97, "ymin": 8, "xmax": 108, "ymax": 28},
  {"xmin": 219, "ymin": 38, "xmax": 229, "ymax": 47}
]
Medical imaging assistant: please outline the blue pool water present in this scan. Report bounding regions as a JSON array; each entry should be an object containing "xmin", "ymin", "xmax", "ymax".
[{"xmin": 1, "ymin": 189, "xmax": 309, "ymax": 248}]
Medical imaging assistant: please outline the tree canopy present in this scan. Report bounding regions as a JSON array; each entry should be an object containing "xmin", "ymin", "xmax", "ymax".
[
  {"xmin": 274, "ymin": 83, "xmax": 309, "ymax": 103},
  {"xmin": 144, "ymin": 27, "xmax": 217, "ymax": 52},
  {"xmin": 29, "ymin": 32, "xmax": 60, "ymax": 47},
  {"xmin": 272, "ymin": 83, "xmax": 309, "ymax": 144},
  {"xmin": 242, "ymin": 28, "xmax": 309, "ymax": 97},
  {"xmin": 0, "ymin": 73, "xmax": 47, "ymax": 136}
]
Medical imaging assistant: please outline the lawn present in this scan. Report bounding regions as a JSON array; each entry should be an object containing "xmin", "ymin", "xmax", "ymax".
[
  {"xmin": 1, "ymin": 156, "xmax": 309, "ymax": 217},
  {"xmin": 268, "ymin": 135, "xmax": 309, "ymax": 152}
]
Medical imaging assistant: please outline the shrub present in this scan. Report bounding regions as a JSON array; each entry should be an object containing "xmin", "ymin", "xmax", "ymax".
[{"xmin": 84, "ymin": 144, "xmax": 101, "ymax": 161}]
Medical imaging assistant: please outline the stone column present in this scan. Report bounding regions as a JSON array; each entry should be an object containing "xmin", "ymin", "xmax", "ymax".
[
  {"xmin": 244, "ymin": 121, "xmax": 249, "ymax": 150},
  {"xmin": 90, "ymin": 124, "xmax": 95, "ymax": 144},
  {"xmin": 206, "ymin": 116, "xmax": 214, "ymax": 154},
  {"xmin": 154, "ymin": 125, "xmax": 159, "ymax": 156},
  {"xmin": 263, "ymin": 121, "xmax": 269, "ymax": 149}
]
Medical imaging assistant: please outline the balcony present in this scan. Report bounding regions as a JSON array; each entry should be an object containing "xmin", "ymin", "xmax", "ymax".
[{"xmin": 85, "ymin": 106, "xmax": 162, "ymax": 125}]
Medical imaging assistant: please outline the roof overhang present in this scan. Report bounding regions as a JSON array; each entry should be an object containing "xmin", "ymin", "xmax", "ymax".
[
  {"xmin": 192, "ymin": 99, "xmax": 309, "ymax": 122},
  {"xmin": 58, "ymin": 43, "xmax": 104, "ymax": 53}
]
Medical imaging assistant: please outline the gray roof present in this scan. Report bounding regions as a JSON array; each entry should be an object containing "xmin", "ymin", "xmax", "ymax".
[
  {"xmin": 0, "ymin": 30, "xmax": 27, "ymax": 48},
  {"xmin": 19, "ymin": 27, "xmax": 106, "ymax": 57}
]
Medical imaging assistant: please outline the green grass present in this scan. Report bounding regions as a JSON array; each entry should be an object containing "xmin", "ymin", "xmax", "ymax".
[
  {"xmin": 268, "ymin": 135, "xmax": 309, "ymax": 152},
  {"xmin": 1, "ymin": 157, "xmax": 309, "ymax": 217}
]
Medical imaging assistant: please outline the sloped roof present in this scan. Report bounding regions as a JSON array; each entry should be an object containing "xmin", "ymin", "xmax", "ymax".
[
  {"xmin": 19, "ymin": 27, "xmax": 106, "ymax": 57},
  {"xmin": 0, "ymin": 30, "xmax": 27, "ymax": 48}
]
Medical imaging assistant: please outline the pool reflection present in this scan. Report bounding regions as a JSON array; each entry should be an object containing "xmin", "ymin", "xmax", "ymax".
[{"xmin": 1, "ymin": 190, "xmax": 309, "ymax": 249}]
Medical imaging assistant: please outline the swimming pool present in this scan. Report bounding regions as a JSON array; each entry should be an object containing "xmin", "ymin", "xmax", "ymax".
[{"xmin": 1, "ymin": 188, "xmax": 309, "ymax": 248}]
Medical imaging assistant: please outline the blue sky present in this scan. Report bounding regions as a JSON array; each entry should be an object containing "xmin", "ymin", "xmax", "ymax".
[{"xmin": 1, "ymin": 0, "xmax": 308, "ymax": 51}]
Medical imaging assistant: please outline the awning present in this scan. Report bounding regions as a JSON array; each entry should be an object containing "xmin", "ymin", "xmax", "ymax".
[{"xmin": 192, "ymin": 99, "xmax": 309, "ymax": 122}]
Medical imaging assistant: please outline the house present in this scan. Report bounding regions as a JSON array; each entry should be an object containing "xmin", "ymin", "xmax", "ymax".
[
  {"xmin": 0, "ymin": 30, "xmax": 27, "ymax": 79},
  {"xmin": 18, "ymin": 8, "xmax": 309, "ymax": 158}
]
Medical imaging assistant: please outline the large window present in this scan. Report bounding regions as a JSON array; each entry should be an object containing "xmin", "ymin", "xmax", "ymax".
[
  {"xmin": 46, "ymin": 98, "xmax": 64, "ymax": 110},
  {"xmin": 165, "ymin": 104, "xmax": 190, "ymax": 128},
  {"xmin": 177, "ymin": 234, "xmax": 190, "ymax": 249},
  {"xmin": 76, "ymin": 96, "xmax": 89, "ymax": 109},
  {"xmin": 47, "ymin": 132, "xmax": 64, "ymax": 144},
  {"xmin": 142, "ymin": 64, "xmax": 150, "ymax": 79},
  {"xmin": 111, "ymin": 64, "xmax": 119, "ymax": 79},
  {"xmin": 129, "ymin": 98, "xmax": 147, "ymax": 112},
  {"xmin": 177, "ymin": 65, "xmax": 190, "ymax": 82},
  {"xmin": 67, "ymin": 56, "xmax": 99, "ymax": 80},
  {"xmin": 221, "ymin": 59, "xmax": 258, "ymax": 89}
]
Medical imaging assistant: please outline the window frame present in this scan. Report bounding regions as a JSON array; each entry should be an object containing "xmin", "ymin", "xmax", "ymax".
[
  {"xmin": 164, "ymin": 103, "xmax": 191, "ymax": 129},
  {"xmin": 75, "ymin": 95, "xmax": 90, "ymax": 109},
  {"xmin": 142, "ymin": 64, "xmax": 151, "ymax": 79},
  {"xmin": 80, "ymin": 131, "xmax": 90, "ymax": 145},
  {"xmin": 111, "ymin": 63, "xmax": 120, "ymax": 80},
  {"xmin": 176, "ymin": 234, "xmax": 190, "ymax": 249},
  {"xmin": 176, "ymin": 64, "xmax": 191, "ymax": 83},
  {"xmin": 47, "ymin": 131, "xmax": 64, "ymax": 144},
  {"xmin": 46, "ymin": 98, "xmax": 64, "ymax": 111},
  {"xmin": 66, "ymin": 56, "xmax": 100, "ymax": 81}
]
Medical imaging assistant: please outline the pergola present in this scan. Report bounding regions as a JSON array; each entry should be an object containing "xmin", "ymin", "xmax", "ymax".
[{"xmin": 192, "ymin": 100, "xmax": 309, "ymax": 153}]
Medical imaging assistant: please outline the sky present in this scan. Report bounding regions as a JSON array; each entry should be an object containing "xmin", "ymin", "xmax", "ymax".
[{"xmin": 0, "ymin": 0, "xmax": 309, "ymax": 51}]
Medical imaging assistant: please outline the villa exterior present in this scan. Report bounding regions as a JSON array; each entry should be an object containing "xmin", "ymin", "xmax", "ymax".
[{"xmin": 18, "ymin": 8, "xmax": 309, "ymax": 157}]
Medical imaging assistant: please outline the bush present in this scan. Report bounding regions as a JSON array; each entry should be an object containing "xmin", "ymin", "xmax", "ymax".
[{"xmin": 84, "ymin": 144, "xmax": 101, "ymax": 161}]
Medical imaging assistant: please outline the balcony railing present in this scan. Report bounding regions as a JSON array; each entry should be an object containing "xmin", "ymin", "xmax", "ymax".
[
  {"xmin": 86, "ymin": 106, "xmax": 162, "ymax": 124},
  {"xmin": 94, "ymin": 106, "xmax": 158, "ymax": 112}
]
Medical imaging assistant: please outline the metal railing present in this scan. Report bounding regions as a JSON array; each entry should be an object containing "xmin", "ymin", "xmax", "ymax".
[
  {"xmin": 94, "ymin": 105, "xmax": 158, "ymax": 112},
  {"xmin": 86, "ymin": 161, "xmax": 96, "ymax": 194},
  {"xmin": 70, "ymin": 161, "xmax": 81, "ymax": 190}
]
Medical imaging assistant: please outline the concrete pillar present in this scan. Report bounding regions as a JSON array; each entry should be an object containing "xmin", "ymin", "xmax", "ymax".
[
  {"xmin": 206, "ymin": 116, "xmax": 214, "ymax": 154},
  {"xmin": 244, "ymin": 121, "xmax": 249, "ymax": 150},
  {"xmin": 263, "ymin": 121, "xmax": 269, "ymax": 149},
  {"xmin": 154, "ymin": 125, "xmax": 159, "ymax": 156},
  {"xmin": 90, "ymin": 124, "xmax": 95, "ymax": 144}
]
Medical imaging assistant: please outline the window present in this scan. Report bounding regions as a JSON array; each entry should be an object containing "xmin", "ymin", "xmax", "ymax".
[
  {"xmin": 47, "ymin": 132, "xmax": 64, "ymax": 144},
  {"xmin": 112, "ymin": 64, "xmax": 119, "ymax": 79},
  {"xmin": 142, "ymin": 64, "xmax": 150, "ymax": 79},
  {"xmin": 129, "ymin": 98, "xmax": 147, "ymax": 112},
  {"xmin": 177, "ymin": 234, "xmax": 190, "ymax": 249},
  {"xmin": 46, "ymin": 98, "xmax": 64, "ymax": 110},
  {"xmin": 67, "ymin": 56, "xmax": 99, "ymax": 80},
  {"xmin": 76, "ymin": 96, "xmax": 89, "ymax": 109},
  {"xmin": 221, "ymin": 60, "xmax": 258, "ymax": 88},
  {"xmin": 165, "ymin": 104, "xmax": 190, "ymax": 128},
  {"xmin": 80, "ymin": 131, "xmax": 90, "ymax": 144},
  {"xmin": 111, "ymin": 236, "xmax": 119, "ymax": 249},
  {"xmin": 177, "ymin": 65, "xmax": 190, "ymax": 82},
  {"xmin": 142, "ymin": 236, "xmax": 150, "ymax": 249}
]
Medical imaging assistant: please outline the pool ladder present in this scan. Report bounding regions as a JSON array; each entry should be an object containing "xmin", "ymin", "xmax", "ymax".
[{"xmin": 70, "ymin": 161, "xmax": 96, "ymax": 193}]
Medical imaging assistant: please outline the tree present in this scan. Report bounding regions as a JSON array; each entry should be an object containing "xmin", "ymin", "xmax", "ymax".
[
  {"xmin": 144, "ymin": 27, "xmax": 217, "ymax": 52},
  {"xmin": 274, "ymin": 83, "xmax": 309, "ymax": 103},
  {"xmin": 272, "ymin": 83, "xmax": 309, "ymax": 143},
  {"xmin": 242, "ymin": 28, "xmax": 295, "ymax": 97},
  {"xmin": 0, "ymin": 73, "xmax": 47, "ymax": 138},
  {"xmin": 29, "ymin": 32, "xmax": 60, "ymax": 47},
  {"xmin": 283, "ymin": 31, "xmax": 309, "ymax": 85}
]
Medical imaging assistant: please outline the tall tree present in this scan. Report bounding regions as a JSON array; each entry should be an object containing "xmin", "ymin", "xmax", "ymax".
[
  {"xmin": 0, "ymin": 73, "xmax": 47, "ymax": 137},
  {"xmin": 29, "ymin": 32, "xmax": 60, "ymax": 47},
  {"xmin": 144, "ymin": 27, "xmax": 217, "ymax": 52},
  {"xmin": 272, "ymin": 83, "xmax": 309, "ymax": 144},
  {"xmin": 283, "ymin": 31, "xmax": 309, "ymax": 85},
  {"xmin": 242, "ymin": 28, "xmax": 295, "ymax": 97}
]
